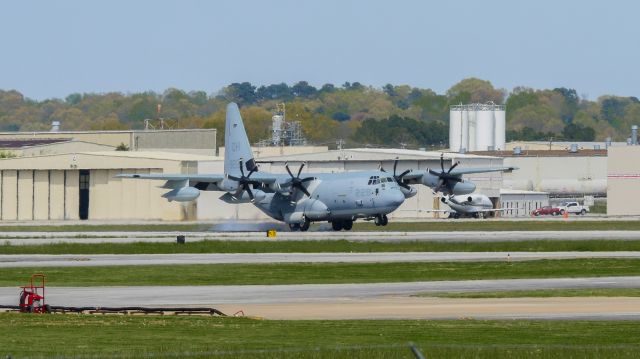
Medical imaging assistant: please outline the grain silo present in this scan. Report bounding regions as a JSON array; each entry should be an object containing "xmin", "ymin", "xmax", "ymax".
[
  {"xmin": 449, "ymin": 103, "xmax": 506, "ymax": 152},
  {"xmin": 475, "ymin": 104, "xmax": 495, "ymax": 151},
  {"xmin": 449, "ymin": 106, "xmax": 463, "ymax": 152},
  {"xmin": 467, "ymin": 106, "xmax": 477, "ymax": 152},
  {"xmin": 494, "ymin": 105, "xmax": 506, "ymax": 151}
]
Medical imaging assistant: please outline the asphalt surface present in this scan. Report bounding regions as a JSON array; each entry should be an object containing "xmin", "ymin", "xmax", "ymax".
[
  {"xmin": 2, "ymin": 251, "xmax": 640, "ymax": 267},
  {"xmin": 2, "ymin": 277, "xmax": 639, "ymax": 320},
  {"xmin": 3, "ymin": 276, "xmax": 639, "ymax": 306},
  {"xmin": 4, "ymin": 230, "xmax": 640, "ymax": 245}
]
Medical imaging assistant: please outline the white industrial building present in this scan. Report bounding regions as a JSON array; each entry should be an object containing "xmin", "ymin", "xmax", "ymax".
[
  {"xmin": 450, "ymin": 103, "xmax": 506, "ymax": 152},
  {"xmin": 472, "ymin": 149, "xmax": 608, "ymax": 198},
  {"xmin": 499, "ymin": 189, "xmax": 549, "ymax": 217},
  {"xmin": 607, "ymin": 146, "xmax": 640, "ymax": 216}
]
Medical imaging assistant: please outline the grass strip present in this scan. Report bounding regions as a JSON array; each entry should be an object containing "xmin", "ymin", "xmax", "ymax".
[
  {"xmin": 352, "ymin": 220, "xmax": 640, "ymax": 232},
  {"xmin": 1, "ymin": 220, "xmax": 640, "ymax": 232},
  {"xmin": 1, "ymin": 258, "xmax": 640, "ymax": 287},
  {"xmin": 4, "ymin": 239, "xmax": 640, "ymax": 254},
  {"xmin": 416, "ymin": 288, "xmax": 640, "ymax": 298},
  {"xmin": 1, "ymin": 314, "xmax": 639, "ymax": 358},
  {"xmin": 0, "ymin": 223, "xmax": 210, "ymax": 232}
]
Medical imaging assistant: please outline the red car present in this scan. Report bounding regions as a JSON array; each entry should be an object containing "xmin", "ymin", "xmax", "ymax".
[{"xmin": 531, "ymin": 206, "xmax": 562, "ymax": 216}]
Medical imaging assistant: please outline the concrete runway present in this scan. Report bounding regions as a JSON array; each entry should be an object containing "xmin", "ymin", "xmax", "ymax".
[
  {"xmin": 2, "ymin": 251, "xmax": 640, "ymax": 267},
  {"xmin": 4, "ymin": 230, "xmax": 640, "ymax": 245},
  {"xmin": 2, "ymin": 277, "xmax": 639, "ymax": 319}
]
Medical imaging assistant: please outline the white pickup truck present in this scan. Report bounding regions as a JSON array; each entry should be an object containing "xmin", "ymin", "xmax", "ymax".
[{"xmin": 557, "ymin": 201, "xmax": 589, "ymax": 215}]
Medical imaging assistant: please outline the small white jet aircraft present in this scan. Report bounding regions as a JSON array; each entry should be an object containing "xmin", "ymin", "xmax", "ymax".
[{"xmin": 435, "ymin": 194, "xmax": 509, "ymax": 219}]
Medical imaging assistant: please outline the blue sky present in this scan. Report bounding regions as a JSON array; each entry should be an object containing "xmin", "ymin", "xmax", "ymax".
[{"xmin": 1, "ymin": 0, "xmax": 638, "ymax": 100}]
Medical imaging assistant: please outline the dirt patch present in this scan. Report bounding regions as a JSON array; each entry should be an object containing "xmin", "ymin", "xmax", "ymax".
[{"xmin": 218, "ymin": 296, "xmax": 640, "ymax": 320}]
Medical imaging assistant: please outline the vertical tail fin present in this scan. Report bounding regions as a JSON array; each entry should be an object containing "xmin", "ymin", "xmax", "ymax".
[{"xmin": 224, "ymin": 103, "xmax": 256, "ymax": 176}]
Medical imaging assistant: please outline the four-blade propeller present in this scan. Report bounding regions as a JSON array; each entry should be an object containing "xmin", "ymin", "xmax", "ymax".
[
  {"xmin": 227, "ymin": 160, "xmax": 261, "ymax": 202},
  {"xmin": 380, "ymin": 158, "xmax": 412, "ymax": 190},
  {"xmin": 427, "ymin": 153, "xmax": 462, "ymax": 194},
  {"xmin": 283, "ymin": 162, "xmax": 315, "ymax": 197}
]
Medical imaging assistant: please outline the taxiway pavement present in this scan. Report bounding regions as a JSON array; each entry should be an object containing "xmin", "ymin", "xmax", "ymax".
[
  {"xmin": 2, "ymin": 251, "xmax": 640, "ymax": 267},
  {"xmin": 2, "ymin": 277, "xmax": 639, "ymax": 320},
  {"xmin": 4, "ymin": 230, "xmax": 640, "ymax": 245}
]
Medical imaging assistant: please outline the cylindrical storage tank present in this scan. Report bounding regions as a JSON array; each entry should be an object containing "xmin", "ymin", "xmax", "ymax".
[
  {"xmin": 449, "ymin": 107, "xmax": 462, "ymax": 152},
  {"xmin": 538, "ymin": 179, "xmax": 607, "ymax": 196},
  {"xmin": 494, "ymin": 107, "xmax": 506, "ymax": 151},
  {"xmin": 475, "ymin": 107, "xmax": 495, "ymax": 151},
  {"xmin": 467, "ymin": 106, "xmax": 477, "ymax": 151},
  {"xmin": 461, "ymin": 108, "xmax": 469, "ymax": 152}
]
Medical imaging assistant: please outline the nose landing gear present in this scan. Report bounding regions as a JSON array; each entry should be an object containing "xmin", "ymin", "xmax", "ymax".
[
  {"xmin": 289, "ymin": 218, "xmax": 311, "ymax": 232},
  {"xmin": 374, "ymin": 214, "xmax": 388, "ymax": 226}
]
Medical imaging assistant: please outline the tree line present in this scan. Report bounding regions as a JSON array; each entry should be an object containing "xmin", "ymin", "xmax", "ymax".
[{"xmin": 0, "ymin": 78, "xmax": 637, "ymax": 149}]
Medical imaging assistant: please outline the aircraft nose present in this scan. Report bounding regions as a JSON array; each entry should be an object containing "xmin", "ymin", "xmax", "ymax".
[{"xmin": 390, "ymin": 190, "xmax": 405, "ymax": 207}]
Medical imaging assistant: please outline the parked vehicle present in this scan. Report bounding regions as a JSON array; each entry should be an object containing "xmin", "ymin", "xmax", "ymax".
[
  {"xmin": 531, "ymin": 206, "xmax": 562, "ymax": 216},
  {"xmin": 557, "ymin": 201, "xmax": 589, "ymax": 215}
]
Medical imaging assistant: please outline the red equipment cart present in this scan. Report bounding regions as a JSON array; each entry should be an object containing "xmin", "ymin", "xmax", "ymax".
[{"xmin": 19, "ymin": 273, "xmax": 49, "ymax": 313}]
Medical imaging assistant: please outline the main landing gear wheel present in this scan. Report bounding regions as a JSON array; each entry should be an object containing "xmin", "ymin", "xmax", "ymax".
[
  {"xmin": 331, "ymin": 221, "xmax": 343, "ymax": 231},
  {"xmin": 289, "ymin": 223, "xmax": 301, "ymax": 231},
  {"xmin": 374, "ymin": 214, "xmax": 389, "ymax": 226},
  {"xmin": 343, "ymin": 220, "xmax": 353, "ymax": 231},
  {"xmin": 300, "ymin": 219, "xmax": 310, "ymax": 232}
]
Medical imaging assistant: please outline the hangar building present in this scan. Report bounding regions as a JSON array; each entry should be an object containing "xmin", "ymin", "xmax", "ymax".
[{"xmin": 0, "ymin": 151, "xmax": 215, "ymax": 221}]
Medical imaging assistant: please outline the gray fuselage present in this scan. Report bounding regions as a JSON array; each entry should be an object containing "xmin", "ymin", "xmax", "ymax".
[{"xmin": 253, "ymin": 171, "xmax": 405, "ymax": 223}]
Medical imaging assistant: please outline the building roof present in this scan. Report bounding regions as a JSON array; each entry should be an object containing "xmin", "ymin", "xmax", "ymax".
[
  {"xmin": 83, "ymin": 151, "xmax": 219, "ymax": 161},
  {"xmin": 500, "ymin": 189, "xmax": 549, "ymax": 195},
  {"xmin": 508, "ymin": 140, "xmax": 626, "ymax": 148},
  {"xmin": 0, "ymin": 138, "xmax": 70, "ymax": 148},
  {"xmin": 258, "ymin": 148, "xmax": 499, "ymax": 162},
  {"xmin": 0, "ymin": 129, "xmax": 216, "ymax": 135},
  {"xmin": 471, "ymin": 149, "xmax": 608, "ymax": 157}
]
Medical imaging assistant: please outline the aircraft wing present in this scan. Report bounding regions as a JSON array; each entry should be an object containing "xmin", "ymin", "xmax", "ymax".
[
  {"xmin": 447, "ymin": 166, "xmax": 518, "ymax": 176},
  {"xmin": 401, "ymin": 166, "xmax": 517, "ymax": 183},
  {"xmin": 115, "ymin": 173, "xmax": 280, "ymax": 185},
  {"xmin": 115, "ymin": 173, "xmax": 225, "ymax": 182}
]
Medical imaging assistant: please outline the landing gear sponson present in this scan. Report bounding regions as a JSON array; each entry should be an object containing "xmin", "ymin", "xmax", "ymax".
[
  {"xmin": 374, "ymin": 214, "xmax": 388, "ymax": 226},
  {"xmin": 331, "ymin": 219, "xmax": 354, "ymax": 231}
]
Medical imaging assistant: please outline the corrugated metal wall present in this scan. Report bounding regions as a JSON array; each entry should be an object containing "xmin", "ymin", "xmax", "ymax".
[{"xmin": 0, "ymin": 168, "xmax": 195, "ymax": 221}]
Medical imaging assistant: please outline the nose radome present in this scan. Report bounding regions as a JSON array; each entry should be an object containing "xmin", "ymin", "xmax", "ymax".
[{"xmin": 390, "ymin": 190, "xmax": 405, "ymax": 207}]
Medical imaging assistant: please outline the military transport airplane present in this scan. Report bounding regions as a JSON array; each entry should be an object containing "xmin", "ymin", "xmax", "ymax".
[{"xmin": 117, "ymin": 103, "xmax": 516, "ymax": 231}]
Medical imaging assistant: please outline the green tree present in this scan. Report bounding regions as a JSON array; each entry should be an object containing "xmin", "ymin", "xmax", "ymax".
[
  {"xmin": 223, "ymin": 82, "xmax": 257, "ymax": 105},
  {"xmin": 447, "ymin": 78, "xmax": 505, "ymax": 104}
]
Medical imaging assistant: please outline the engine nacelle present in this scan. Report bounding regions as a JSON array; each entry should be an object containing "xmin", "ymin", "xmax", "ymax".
[
  {"xmin": 399, "ymin": 185, "xmax": 417, "ymax": 198},
  {"xmin": 450, "ymin": 181, "xmax": 476, "ymax": 195},
  {"xmin": 217, "ymin": 178, "xmax": 240, "ymax": 192},
  {"xmin": 162, "ymin": 186, "xmax": 200, "ymax": 202}
]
